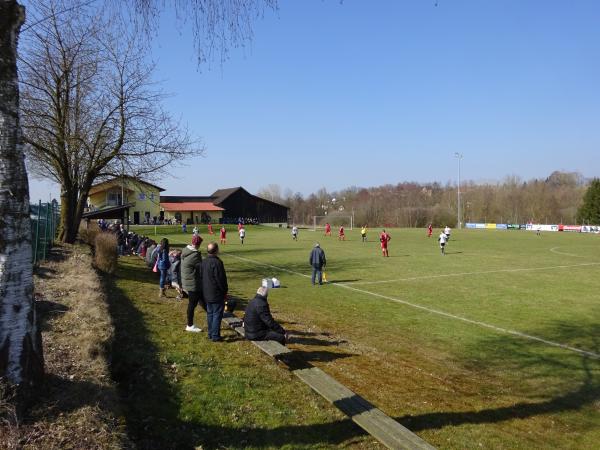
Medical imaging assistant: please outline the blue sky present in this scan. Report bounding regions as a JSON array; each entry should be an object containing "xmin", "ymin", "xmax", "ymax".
[{"xmin": 28, "ymin": 0, "xmax": 600, "ymax": 201}]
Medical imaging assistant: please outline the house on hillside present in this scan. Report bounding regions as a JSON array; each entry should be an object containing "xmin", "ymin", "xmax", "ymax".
[{"xmin": 87, "ymin": 177, "xmax": 165, "ymax": 224}]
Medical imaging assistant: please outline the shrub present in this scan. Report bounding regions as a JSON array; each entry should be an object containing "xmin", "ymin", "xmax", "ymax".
[
  {"xmin": 95, "ymin": 233, "xmax": 118, "ymax": 274},
  {"xmin": 79, "ymin": 224, "xmax": 99, "ymax": 246}
]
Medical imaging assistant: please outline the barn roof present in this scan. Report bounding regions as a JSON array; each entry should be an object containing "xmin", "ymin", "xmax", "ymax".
[
  {"xmin": 211, "ymin": 187, "xmax": 247, "ymax": 205},
  {"xmin": 211, "ymin": 186, "xmax": 289, "ymax": 209}
]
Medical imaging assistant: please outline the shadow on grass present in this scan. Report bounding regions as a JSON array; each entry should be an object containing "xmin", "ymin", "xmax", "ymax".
[
  {"xmin": 104, "ymin": 260, "xmax": 373, "ymax": 449},
  {"xmin": 397, "ymin": 321, "xmax": 600, "ymax": 433}
]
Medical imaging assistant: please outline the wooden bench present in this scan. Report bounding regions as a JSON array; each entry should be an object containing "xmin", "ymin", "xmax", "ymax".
[{"xmin": 221, "ymin": 313, "xmax": 435, "ymax": 450}]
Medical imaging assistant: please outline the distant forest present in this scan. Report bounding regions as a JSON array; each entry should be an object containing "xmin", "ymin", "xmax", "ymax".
[{"xmin": 259, "ymin": 171, "xmax": 591, "ymax": 227}]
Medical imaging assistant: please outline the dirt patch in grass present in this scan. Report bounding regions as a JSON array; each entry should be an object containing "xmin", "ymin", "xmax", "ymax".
[{"xmin": 0, "ymin": 244, "xmax": 129, "ymax": 450}]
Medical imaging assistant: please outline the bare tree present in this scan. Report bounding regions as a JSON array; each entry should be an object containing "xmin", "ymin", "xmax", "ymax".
[
  {"xmin": 0, "ymin": 0, "xmax": 44, "ymax": 407},
  {"xmin": 20, "ymin": 1, "xmax": 201, "ymax": 242}
]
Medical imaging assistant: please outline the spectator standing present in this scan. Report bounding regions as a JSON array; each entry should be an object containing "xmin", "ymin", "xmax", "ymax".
[
  {"xmin": 169, "ymin": 250, "xmax": 183, "ymax": 300},
  {"xmin": 182, "ymin": 235, "xmax": 205, "ymax": 332},
  {"xmin": 202, "ymin": 243, "xmax": 228, "ymax": 342},
  {"xmin": 157, "ymin": 238, "xmax": 171, "ymax": 298},
  {"xmin": 243, "ymin": 286, "xmax": 287, "ymax": 345},
  {"xmin": 309, "ymin": 243, "xmax": 326, "ymax": 286}
]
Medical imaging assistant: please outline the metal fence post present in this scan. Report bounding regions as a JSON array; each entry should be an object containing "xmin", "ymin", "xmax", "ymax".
[{"xmin": 33, "ymin": 200, "xmax": 41, "ymax": 264}]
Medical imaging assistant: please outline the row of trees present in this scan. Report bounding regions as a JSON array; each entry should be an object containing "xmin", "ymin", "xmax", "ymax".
[{"xmin": 260, "ymin": 171, "xmax": 598, "ymax": 227}]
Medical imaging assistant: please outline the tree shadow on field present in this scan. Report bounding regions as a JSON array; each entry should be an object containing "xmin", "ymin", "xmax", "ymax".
[
  {"xmin": 104, "ymin": 259, "xmax": 376, "ymax": 449},
  {"xmin": 397, "ymin": 321, "xmax": 600, "ymax": 433}
]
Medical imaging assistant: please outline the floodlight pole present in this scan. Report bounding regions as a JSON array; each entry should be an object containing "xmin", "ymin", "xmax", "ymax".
[{"xmin": 454, "ymin": 152, "xmax": 463, "ymax": 229}]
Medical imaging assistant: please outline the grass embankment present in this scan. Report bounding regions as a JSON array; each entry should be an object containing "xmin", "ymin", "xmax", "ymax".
[
  {"xmin": 107, "ymin": 255, "xmax": 380, "ymax": 449},
  {"xmin": 130, "ymin": 224, "xmax": 600, "ymax": 449},
  {"xmin": 1, "ymin": 245, "xmax": 127, "ymax": 450}
]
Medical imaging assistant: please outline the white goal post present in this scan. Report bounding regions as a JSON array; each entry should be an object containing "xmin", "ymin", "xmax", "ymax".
[{"xmin": 312, "ymin": 215, "xmax": 353, "ymax": 231}]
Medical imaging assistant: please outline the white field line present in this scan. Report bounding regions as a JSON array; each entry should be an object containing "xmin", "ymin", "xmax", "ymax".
[
  {"xmin": 222, "ymin": 252, "xmax": 600, "ymax": 361},
  {"xmin": 343, "ymin": 262, "xmax": 600, "ymax": 286},
  {"xmin": 549, "ymin": 246, "xmax": 589, "ymax": 258},
  {"xmin": 163, "ymin": 237, "xmax": 600, "ymax": 360}
]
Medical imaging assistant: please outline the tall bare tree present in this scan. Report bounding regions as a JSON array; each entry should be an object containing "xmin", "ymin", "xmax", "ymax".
[
  {"xmin": 21, "ymin": 1, "xmax": 201, "ymax": 242},
  {"xmin": 0, "ymin": 0, "xmax": 44, "ymax": 407}
]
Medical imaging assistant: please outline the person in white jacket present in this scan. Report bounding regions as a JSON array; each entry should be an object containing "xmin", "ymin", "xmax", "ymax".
[{"xmin": 438, "ymin": 231, "xmax": 448, "ymax": 255}]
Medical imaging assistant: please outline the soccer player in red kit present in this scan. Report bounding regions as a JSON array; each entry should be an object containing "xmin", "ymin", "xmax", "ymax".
[
  {"xmin": 325, "ymin": 223, "xmax": 331, "ymax": 236},
  {"xmin": 427, "ymin": 223, "xmax": 433, "ymax": 237},
  {"xmin": 207, "ymin": 223, "xmax": 214, "ymax": 235},
  {"xmin": 338, "ymin": 226, "xmax": 345, "ymax": 241},
  {"xmin": 380, "ymin": 229, "xmax": 391, "ymax": 257},
  {"xmin": 237, "ymin": 222, "xmax": 243, "ymax": 231},
  {"xmin": 220, "ymin": 226, "xmax": 227, "ymax": 244}
]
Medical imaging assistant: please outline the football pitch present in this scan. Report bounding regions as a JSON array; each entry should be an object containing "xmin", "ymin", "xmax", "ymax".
[{"xmin": 133, "ymin": 224, "xmax": 600, "ymax": 448}]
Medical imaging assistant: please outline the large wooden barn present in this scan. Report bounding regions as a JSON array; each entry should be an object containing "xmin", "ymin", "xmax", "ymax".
[
  {"xmin": 211, "ymin": 187, "xmax": 289, "ymax": 224},
  {"xmin": 159, "ymin": 187, "xmax": 289, "ymax": 225}
]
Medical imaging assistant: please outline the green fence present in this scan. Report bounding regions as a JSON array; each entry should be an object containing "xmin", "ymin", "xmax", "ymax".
[{"xmin": 31, "ymin": 200, "xmax": 60, "ymax": 264}]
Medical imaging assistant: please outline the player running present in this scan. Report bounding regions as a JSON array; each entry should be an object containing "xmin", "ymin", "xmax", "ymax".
[
  {"xmin": 361, "ymin": 225, "xmax": 367, "ymax": 242},
  {"xmin": 444, "ymin": 225, "xmax": 451, "ymax": 241},
  {"xmin": 239, "ymin": 227, "xmax": 246, "ymax": 245},
  {"xmin": 427, "ymin": 223, "xmax": 433, "ymax": 237},
  {"xmin": 220, "ymin": 226, "xmax": 227, "ymax": 244},
  {"xmin": 291, "ymin": 225, "xmax": 299, "ymax": 241},
  {"xmin": 325, "ymin": 223, "xmax": 331, "ymax": 236},
  {"xmin": 379, "ymin": 229, "xmax": 391, "ymax": 257},
  {"xmin": 338, "ymin": 226, "xmax": 346, "ymax": 241},
  {"xmin": 438, "ymin": 230, "xmax": 447, "ymax": 255}
]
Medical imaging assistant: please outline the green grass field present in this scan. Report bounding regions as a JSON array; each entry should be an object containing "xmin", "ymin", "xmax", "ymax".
[{"xmin": 120, "ymin": 224, "xmax": 600, "ymax": 449}]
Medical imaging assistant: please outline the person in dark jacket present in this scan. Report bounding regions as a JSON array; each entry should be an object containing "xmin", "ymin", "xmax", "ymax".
[
  {"xmin": 243, "ymin": 286, "xmax": 287, "ymax": 345},
  {"xmin": 181, "ymin": 235, "xmax": 204, "ymax": 332},
  {"xmin": 201, "ymin": 242, "xmax": 228, "ymax": 342},
  {"xmin": 309, "ymin": 243, "xmax": 326, "ymax": 285},
  {"xmin": 157, "ymin": 238, "xmax": 171, "ymax": 298}
]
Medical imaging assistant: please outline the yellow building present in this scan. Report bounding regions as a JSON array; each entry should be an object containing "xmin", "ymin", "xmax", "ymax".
[{"xmin": 87, "ymin": 177, "xmax": 165, "ymax": 224}]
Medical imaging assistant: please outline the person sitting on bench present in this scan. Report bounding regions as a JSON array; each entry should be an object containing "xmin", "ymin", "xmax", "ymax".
[{"xmin": 243, "ymin": 286, "xmax": 287, "ymax": 345}]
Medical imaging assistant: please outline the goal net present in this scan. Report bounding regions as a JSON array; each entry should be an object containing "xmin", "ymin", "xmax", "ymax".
[{"xmin": 312, "ymin": 215, "xmax": 353, "ymax": 231}]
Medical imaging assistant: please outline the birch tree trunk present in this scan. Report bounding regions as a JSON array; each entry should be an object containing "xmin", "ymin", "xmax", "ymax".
[{"xmin": 0, "ymin": 0, "xmax": 44, "ymax": 407}]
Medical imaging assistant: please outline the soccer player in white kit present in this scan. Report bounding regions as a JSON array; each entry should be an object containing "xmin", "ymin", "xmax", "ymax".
[
  {"xmin": 438, "ymin": 231, "xmax": 448, "ymax": 255},
  {"xmin": 444, "ymin": 226, "xmax": 451, "ymax": 241}
]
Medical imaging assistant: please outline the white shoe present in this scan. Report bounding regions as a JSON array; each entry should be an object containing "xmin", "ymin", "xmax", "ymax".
[{"xmin": 185, "ymin": 325, "xmax": 202, "ymax": 332}]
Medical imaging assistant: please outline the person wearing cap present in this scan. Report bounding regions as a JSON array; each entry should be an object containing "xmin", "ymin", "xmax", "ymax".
[
  {"xmin": 181, "ymin": 234, "xmax": 205, "ymax": 332},
  {"xmin": 202, "ymin": 242, "xmax": 228, "ymax": 341},
  {"xmin": 309, "ymin": 243, "xmax": 326, "ymax": 285},
  {"xmin": 243, "ymin": 286, "xmax": 287, "ymax": 345}
]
